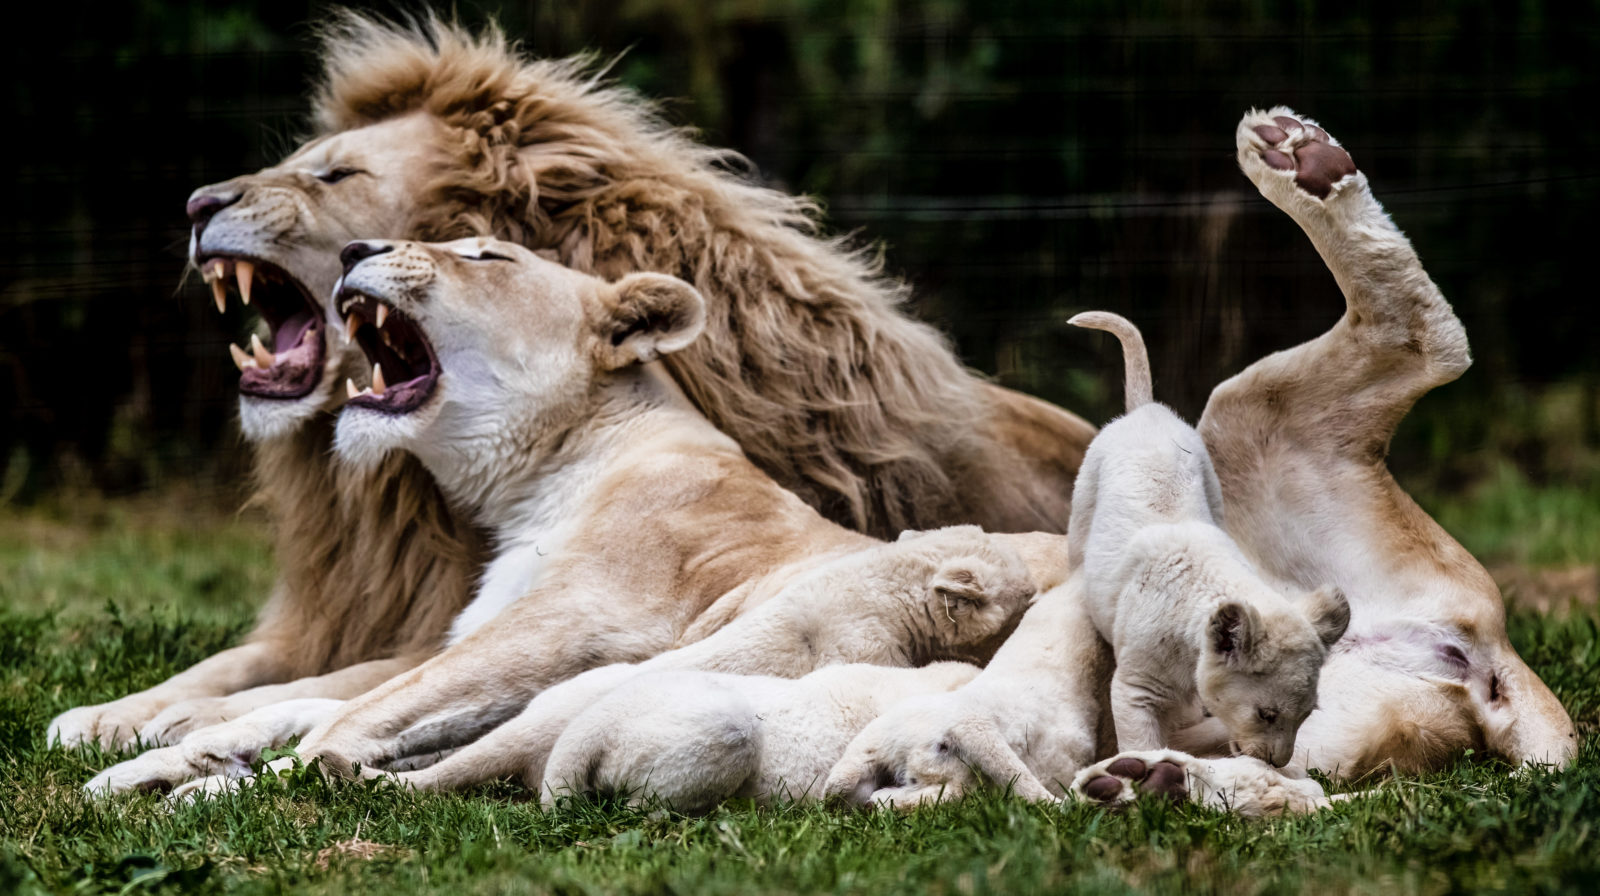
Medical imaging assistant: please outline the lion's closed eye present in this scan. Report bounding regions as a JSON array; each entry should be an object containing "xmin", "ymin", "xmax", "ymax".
[
  {"xmin": 454, "ymin": 249, "xmax": 515, "ymax": 262},
  {"xmin": 317, "ymin": 167, "xmax": 365, "ymax": 184}
]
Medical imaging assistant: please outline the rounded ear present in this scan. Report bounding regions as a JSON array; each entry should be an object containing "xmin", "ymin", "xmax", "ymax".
[
  {"xmin": 929, "ymin": 557, "xmax": 994, "ymax": 617},
  {"xmin": 592, "ymin": 273, "xmax": 706, "ymax": 370},
  {"xmin": 1208, "ymin": 601, "xmax": 1262, "ymax": 665},
  {"xmin": 1303, "ymin": 585, "xmax": 1351, "ymax": 647}
]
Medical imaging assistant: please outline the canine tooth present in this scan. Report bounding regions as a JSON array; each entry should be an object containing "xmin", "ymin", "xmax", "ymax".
[
  {"xmin": 346, "ymin": 378, "xmax": 360, "ymax": 399},
  {"xmin": 345, "ymin": 314, "xmax": 360, "ymax": 342},
  {"xmin": 211, "ymin": 278, "xmax": 227, "ymax": 313},
  {"xmin": 229, "ymin": 343, "xmax": 253, "ymax": 371},
  {"xmin": 236, "ymin": 261, "xmax": 254, "ymax": 305},
  {"xmin": 250, "ymin": 333, "xmax": 275, "ymax": 367},
  {"xmin": 371, "ymin": 363, "xmax": 387, "ymax": 396},
  {"xmin": 376, "ymin": 304, "xmax": 389, "ymax": 329}
]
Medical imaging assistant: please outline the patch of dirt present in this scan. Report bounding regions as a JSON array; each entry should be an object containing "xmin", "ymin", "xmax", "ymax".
[
  {"xmin": 1493, "ymin": 564, "xmax": 1599, "ymax": 614},
  {"xmin": 313, "ymin": 838, "xmax": 407, "ymax": 870}
]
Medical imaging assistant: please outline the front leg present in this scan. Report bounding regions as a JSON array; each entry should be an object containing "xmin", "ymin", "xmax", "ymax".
[
  {"xmin": 138, "ymin": 654, "xmax": 425, "ymax": 746},
  {"xmin": 85, "ymin": 698, "xmax": 342, "ymax": 795},
  {"xmin": 1110, "ymin": 671, "xmax": 1172, "ymax": 753},
  {"xmin": 49, "ymin": 640, "xmax": 297, "ymax": 750},
  {"xmin": 296, "ymin": 593, "xmax": 673, "ymax": 776}
]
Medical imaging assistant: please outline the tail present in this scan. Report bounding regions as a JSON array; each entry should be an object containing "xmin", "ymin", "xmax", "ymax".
[{"xmin": 1068, "ymin": 311, "xmax": 1153, "ymax": 410}]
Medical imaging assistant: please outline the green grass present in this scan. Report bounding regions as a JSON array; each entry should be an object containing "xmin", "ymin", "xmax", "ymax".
[{"xmin": 1, "ymin": 496, "xmax": 1597, "ymax": 895}]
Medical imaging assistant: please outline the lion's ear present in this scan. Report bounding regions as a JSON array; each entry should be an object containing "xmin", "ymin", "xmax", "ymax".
[{"xmin": 592, "ymin": 273, "xmax": 707, "ymax": 370}]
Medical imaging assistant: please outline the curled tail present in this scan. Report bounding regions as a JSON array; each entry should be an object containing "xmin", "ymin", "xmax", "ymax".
[{"xmin": 1068, "ymin": 311, "xmax": 1153, "ymax": 411}]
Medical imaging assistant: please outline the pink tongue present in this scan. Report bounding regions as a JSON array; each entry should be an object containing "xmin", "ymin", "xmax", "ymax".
[{"xmin": 275, "ymin": 312, "xmax": 317, "ymax": 353}]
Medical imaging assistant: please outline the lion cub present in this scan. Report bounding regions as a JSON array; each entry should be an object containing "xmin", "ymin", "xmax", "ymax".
[
  {"xmin": 1067, "ymin": 311, "xmax": 1349, "ymax": 767},
  {"xmin": 542, "ymin": 661, "xmax": 982, "ymax": 810}
]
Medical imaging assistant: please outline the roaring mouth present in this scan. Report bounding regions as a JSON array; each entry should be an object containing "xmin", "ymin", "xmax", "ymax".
[
  {"xmin": 200, "ymin": 256, "xmax": 325, "ymax": 400},
  {"xmin": 336, "ymin": 291, "xmax": 441, "ymax": 414}
]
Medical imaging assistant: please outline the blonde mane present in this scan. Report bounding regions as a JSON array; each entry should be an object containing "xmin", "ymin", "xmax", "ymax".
[
  {"xmin": 247, "ymin": 416, "xmax": 483, "ymax": 671},
  {"xmin": 310, "ymin": 12, "xmax": 994, "ymax": 534}
]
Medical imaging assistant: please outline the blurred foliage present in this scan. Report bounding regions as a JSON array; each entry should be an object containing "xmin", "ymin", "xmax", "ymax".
[{"xmin": 3, "ymin": 0, "xmax": 1598, "ymax": 501}]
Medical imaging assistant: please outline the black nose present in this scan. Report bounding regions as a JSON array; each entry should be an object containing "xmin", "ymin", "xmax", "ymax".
[
  {"xmin": 186, "ymin": 190, "xmax": 240, "ymax": 230},
  {"xmin": 341, "ymin": 241, "xmax": 393, "ymax": 271}
]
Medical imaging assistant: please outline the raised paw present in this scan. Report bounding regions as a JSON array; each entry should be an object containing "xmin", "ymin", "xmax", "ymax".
[
  {"xmin": 1071, "ymin": 750, "xmax": 1191, "ymax": 806},
  {"xmin": 1237, "ymin": 107, "xmax": 1359, "ymax": 200}
]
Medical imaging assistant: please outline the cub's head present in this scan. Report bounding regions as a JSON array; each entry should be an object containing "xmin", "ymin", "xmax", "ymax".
[
  {"xmin": 889, "ymin": 526, "xmax": 1039, "ymax": 662},
  {"xmin": 330, "ymin": 237, "xmax": 704, "ymax": 498},
  {"xmin": 187, "ymin": 112, "xmax": 451, "ymax": 441},
  {"xmin": 1197, "ymin": 585, "xmax": 1350, "ymax": 767}
]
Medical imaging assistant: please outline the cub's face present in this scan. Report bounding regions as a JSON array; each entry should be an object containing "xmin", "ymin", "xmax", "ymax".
[
  {"xmin": 185, "ymin": 112, "xmax": 450, "ymax": 441},
  {"xmin": 1197, "ymin": 587, "xmax": 1348, "ymax": 768},
  {"xmin": 330, "ymin": 237, "xmax": 704, "ymax": 493}
]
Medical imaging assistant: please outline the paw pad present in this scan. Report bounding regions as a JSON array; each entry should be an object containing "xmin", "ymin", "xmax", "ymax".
[
  {"xmin": 1079, "ymin": 757, "xmax": 1189, "ymax": 805},
  {"xmin": 1251, "ymin": 113, "xmax": 1357, "ymax": 199}
]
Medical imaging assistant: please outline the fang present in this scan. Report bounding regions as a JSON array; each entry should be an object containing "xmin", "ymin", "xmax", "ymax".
[
  {"xmin": 236, "ymin": 260, "xmax": 254, "ymax": 305},
  {"xmin": 250, "ymin": 333, "xmax": 275, "ymax": 367}
]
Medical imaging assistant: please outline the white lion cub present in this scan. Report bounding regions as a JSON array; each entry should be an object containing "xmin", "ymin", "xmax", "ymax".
[
  {"xmin": 541, "ymin": 662, "xmax": 983, "ymax": 810},
  {"xmin": 1067, "ymin": 311, "xmax": 1349, "ymax": 767}
]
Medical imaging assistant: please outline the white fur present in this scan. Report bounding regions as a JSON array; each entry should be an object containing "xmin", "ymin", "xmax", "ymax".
[
  {"xmin": 1068, "ymin": 385, "xmax": 1347, "ymax": 767},
  {"xmin": 542, "ymin": 662, "xmax": 982, "ymax": 809},
  {"xmin": 824, "ymin": 572, "xmax": 1109, "ymax": 807},
  {"xmin": 84, "ymin": 698, "xmax": 342, "ymax": 795},
  {"xmin": 1070, "ymin": 749, "xmax": 1330, "ymax": 816}
]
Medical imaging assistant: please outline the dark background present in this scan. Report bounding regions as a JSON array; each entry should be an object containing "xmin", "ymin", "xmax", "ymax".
[{"xmin": 3, "ymin": 0, "xmax": 1597, "ymax": 503}]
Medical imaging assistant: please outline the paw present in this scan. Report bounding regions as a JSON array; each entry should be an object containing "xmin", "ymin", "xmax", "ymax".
[
  {"xmin": 169, "ymin": 772, "xmax": 248, "ymax": 805},
  {"xmin": 49, "ymin": 700, "xmax": 164, "ymax": 751},
  {"xmin": 139, "ymin": 698, "xmax": 234, "ymax": 746},
  {"xmin": 1071, "ymin": 750, "xmax": 1192, "ymax": 806},
  {"xmin": 84, "ymin": 745, "xmax": 194, "ymax": 796},
  {"xmin": 1236, "ymin": 107, "xmax": 1359, "ymax": 202}
]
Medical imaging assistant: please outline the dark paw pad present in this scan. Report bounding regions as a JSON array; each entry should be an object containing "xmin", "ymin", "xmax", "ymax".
[
  {"xmin": 1142, "ymin": 761, "xmax": 1189, "ymax": 803},
  {"xmin": 1104, "ymin": 757, "xmax": 1148, "ymax": 779},
  {"xmin": 1254, "ymin": 115, "xmax": 1358, "ymax": 198},
  {"xmin": 1081, "ymin": 775, "xmax": 1124, "ymax": 802}
]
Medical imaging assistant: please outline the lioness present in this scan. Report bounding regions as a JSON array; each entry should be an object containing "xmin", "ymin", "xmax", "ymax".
[
  {"xmin": 49, "ymin": 11, "xmax": 1093, "ymax": 752},
  {"xmin": 833, "ymin": 109, "xmax": 1576, "ymax": 815},
  {"xmin": 266, "ymin": 236, "xmax": 1069, "ymax": 779},
  {"xmin": 1071, "ymin": 108, "xmax": 1575, "ymax": 809}
]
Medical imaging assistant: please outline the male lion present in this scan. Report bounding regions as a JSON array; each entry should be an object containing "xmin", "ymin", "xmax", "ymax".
[{"xmin": 48, "ymin": 13, "xmax": 1093, "ymax": 750}]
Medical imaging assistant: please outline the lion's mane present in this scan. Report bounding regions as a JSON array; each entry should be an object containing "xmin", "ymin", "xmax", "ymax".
[{"xmin": 310, "ymin": 12, "xmax": 1023, "ymax": 534}]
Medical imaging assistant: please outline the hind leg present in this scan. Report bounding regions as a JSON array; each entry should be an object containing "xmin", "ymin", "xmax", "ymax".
[{"xmin": 1200, "ymin": 109, "xmax": 1575, "ymax": 773}]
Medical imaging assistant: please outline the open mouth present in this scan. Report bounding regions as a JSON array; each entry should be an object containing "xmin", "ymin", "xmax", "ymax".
[
  {"xmin": 336, "ymin": 290, "xmax": 441, "ymax": 415},
  {"xmin": 200, "ymin": 256, "xmax": 325, "ymax": 400}
]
